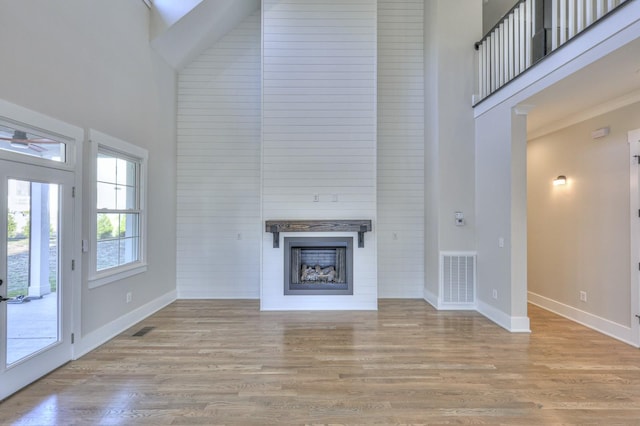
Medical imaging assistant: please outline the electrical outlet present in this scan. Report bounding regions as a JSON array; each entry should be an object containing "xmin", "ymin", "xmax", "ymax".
[
  {"xmin": 580, "ymin": 291, "xmax": 587, "ymax": 302},
  {"xmin": 498, "ymin": 237, "xmax": 505, "ymax": 248},
  {"xmin": 126, "ymin": 292, "xmax": 132, "ymax": 303},
  {"xmin": 492, "ymin": 289, "xmax": 498, "ymax": 299},
  {"xmin": 392, "ymin": 232, "xmax": 398, "ymax": 240},
  {"xmin": 313, "ymin": 194, "xmax": 320, "ymax": 202},
  {"xmin": 237, "ymin": 233, "xmax": 242, "ymax": 240}
]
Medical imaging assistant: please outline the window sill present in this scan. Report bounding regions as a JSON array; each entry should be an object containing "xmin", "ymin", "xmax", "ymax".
[{"xmin": 88, "ymin": 263, "xmax": 148, "ymax": 289}]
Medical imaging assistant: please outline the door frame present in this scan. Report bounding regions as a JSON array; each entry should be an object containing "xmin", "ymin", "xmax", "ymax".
[
  {"xmin": 0, "ymin": 162, "xmax": 76, "ymax": 400},
  {"xmin": 629, "ymin": 128, "xmax": 640, "ymax": 348},
  {"xmin": 0, "ymin": 99, "xmax": 83, "ymax": 400}
]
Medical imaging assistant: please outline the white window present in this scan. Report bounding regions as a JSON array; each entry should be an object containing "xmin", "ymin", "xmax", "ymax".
[{"xmin": 89, "ymin": 130, "xmax": 147, "ymax": 288}]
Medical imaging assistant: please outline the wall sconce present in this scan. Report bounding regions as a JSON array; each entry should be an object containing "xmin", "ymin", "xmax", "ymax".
[{"xmin": 553, "ymin": 175, "xmax": 567, "ymax": 186}]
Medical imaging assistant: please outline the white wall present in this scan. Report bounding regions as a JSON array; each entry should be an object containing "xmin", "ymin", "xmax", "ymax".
[
  {"xmin": 377, "ymin": 0, "xmax": 425, "ymax": 298},
  {"xmin": 176, "ymin": 12, "xmax": 261, "ymax": 298},
  {"xmin": 475, "ymin": 104, "xmax": 530, "ymax": 331},
  {"xmin": 424, "ymin": 0, "xmax": 481, "ymax": 305},
  {"xmin": 0, "ymin": 2, "xmax": 177, "ymax": 336},
  {"xmin": 528, "ymin": 102, "xmax": 640, "ymax": 329},
  {"xmin": 261, "ymin": 0, "xmax": 378, "ymax": 310},
  {"xmin": 483, "ymin": 0, "xmax": 518, "ymax": 34}
]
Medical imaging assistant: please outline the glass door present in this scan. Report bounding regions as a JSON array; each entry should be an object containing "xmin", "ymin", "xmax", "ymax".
[{"xmin": 0, "ymin": 159, "xmax": 74, "ymax": 400}]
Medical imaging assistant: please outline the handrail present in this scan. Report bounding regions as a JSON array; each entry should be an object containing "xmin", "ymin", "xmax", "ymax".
[{"xmin": 473, "ymin": 0, "xmax": 633, "ymax": 104}]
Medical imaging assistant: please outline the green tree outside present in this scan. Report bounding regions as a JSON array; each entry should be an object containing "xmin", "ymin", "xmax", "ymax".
[
  {"xmin": 97, "ymin": 214, "xmax": 113, "ymax": 239},
  {"xmin": 7, "ymin": 210, "xmax": 17, "ymax": 238}
]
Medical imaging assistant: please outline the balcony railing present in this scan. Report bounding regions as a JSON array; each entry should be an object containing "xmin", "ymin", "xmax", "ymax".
[{"xmin": 474, "ymin": 0, "xmax": 632, "ymax": 104}]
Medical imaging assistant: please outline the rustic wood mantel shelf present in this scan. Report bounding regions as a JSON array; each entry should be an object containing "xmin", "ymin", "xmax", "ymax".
[{"xmin": 265, "ymin": 220, "xmax": 372, "ymax": 248}]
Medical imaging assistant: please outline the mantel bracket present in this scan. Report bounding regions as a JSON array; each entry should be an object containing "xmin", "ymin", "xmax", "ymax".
[{"xmin": 270, "ymin": 225, "xmax": 280, "ymax": 248}]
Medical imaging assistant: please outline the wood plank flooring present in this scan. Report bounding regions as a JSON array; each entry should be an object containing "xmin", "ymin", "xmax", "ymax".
[{"xmin": 2, "ymin": 300, "xmax": 640, "ymax": 425}]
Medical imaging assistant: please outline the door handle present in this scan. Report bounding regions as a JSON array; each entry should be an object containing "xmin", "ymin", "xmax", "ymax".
[{"xmin": 0, "ymin": 296, "xmax": 9, "ymax": 303}]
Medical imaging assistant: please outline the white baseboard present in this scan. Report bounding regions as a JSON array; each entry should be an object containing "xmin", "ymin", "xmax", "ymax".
[
  {"xmin": 177, "ymin": 290, "xmax": 259, "ymax": 299},
  {"xmin": 424, "ymin": 288, "xmax": 477, "ymax": 311},
  {"xmin": 423, "ymin": 287, "xmax": 438, "ymax": 308},
  {"xmin": 73, "ymin": 290, "xmax": 177, "ymax": 359},
  {"xmin": 476, "ymin": 299, "xmax": 531, "ymax": 333},
  {"xmin": 528, "ymin": 291, "xmax": 637, "ymax": 347}
]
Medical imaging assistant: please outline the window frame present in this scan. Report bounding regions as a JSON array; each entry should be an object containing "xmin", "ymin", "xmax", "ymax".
[
  {"xmin": 88, "ymin": 129, "xmax": 148, "ymax": 288},
  {"xmin": 0, "ymin": 99, "xmax": 78, "ymax": 172}
]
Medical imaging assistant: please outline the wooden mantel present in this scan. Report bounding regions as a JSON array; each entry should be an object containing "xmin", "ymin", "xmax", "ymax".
[{"xmin": 265, "ymin": 220, "xmax": 372, "ymax": 248}]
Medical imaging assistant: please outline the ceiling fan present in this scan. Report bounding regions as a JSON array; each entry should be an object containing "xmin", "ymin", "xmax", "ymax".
[{"xmin": 0, "ymin": 130, "xmax": 55, "ymax": 153}]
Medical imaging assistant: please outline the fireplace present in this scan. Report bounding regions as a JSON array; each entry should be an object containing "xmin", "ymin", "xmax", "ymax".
[{"xmin": 284, "ymin": 237, "xmax": 353, "ymax": 295}]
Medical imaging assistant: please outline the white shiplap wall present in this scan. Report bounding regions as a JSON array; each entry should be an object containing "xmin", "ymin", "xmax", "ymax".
[
  {"xmin": 261, "ymin": 0, "xmax": 378, "ymax": 310},
  {"xmin": 176, "ymin": 12, "xmax": 261, "ymax": 298},
  {"xmin": 377, "ymin": 0, "xmax": 425, "ymax": 297}
]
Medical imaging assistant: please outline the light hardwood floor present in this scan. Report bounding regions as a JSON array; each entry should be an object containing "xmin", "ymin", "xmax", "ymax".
[{"xmin": 2, "ymin": 300, "xmax": 640, "ymax": 425}]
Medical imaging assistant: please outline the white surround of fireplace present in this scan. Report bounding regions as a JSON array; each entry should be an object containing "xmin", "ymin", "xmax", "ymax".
[
  {"xmin": 261, "ymin": 232, "xmax": 377, "ymax": 310},
  {"xmin": 259, "ymin": 0, "xmax": 378, "ymax": 310}
]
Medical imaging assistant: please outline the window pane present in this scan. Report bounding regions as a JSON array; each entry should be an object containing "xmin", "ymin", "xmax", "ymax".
[
  {"xmin": 0, "ymin": 123, "xmax": 66, "ymax": 162},
  {"xmin": 96, "ymin": 240, "xmax": 119, "ymax": 271},
  {"xmin": 96, "ymin": 182, "xmax": 117, "ymax": 210},
  {"xmin": 118, "ymin": 214, "xmax": 139, "ymax": 239},
  {"xmin": 96, "ymin": 213, "xmax": 118, "ymax": 240},
  {"xmin": 119, "ymin": 237, "xmax": 140, "ymax": 265},
  {"xmin": 94, "ymin": 141, "xmax": 145, "ymax": 277},
  {"xmin": 116, "ymin": 185, "xmax": 136, "ymax": 210},
  {"xmin": 116, "ymin": 158, "xmax": 137, "ymax": 186},
  {"xmin": 97, "ymin": 153, "xmax": 117, "ymax": 183}
]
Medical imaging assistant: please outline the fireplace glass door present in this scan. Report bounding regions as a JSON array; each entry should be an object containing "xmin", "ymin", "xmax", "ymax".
[{"xmin": 284, "ymin": 237, "xmax": 353, "ymax": 295}]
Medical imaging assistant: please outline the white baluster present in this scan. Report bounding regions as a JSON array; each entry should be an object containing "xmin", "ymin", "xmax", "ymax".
[
  {"xmin": 479, "ymin": 42, "xmax": 485, "ymax": 99},
  {"xmin": 552, "ymin": 0, "xmax": 559, "ymax": 49},
  {"xmin": 483, "ymin": 40, "xmax": 489, "ymax": 98},
  {"xmin": 492, "ymin": 31, "xmax": 498, "ymax": 92},
  {"xmin": 596, "ymin": 0, "xmax": 605, "ymax": 18},
  {"xmin": 526, "ymin": 0, "xmax": 533, "ymax": 67},
  {"xmin": 568, "ymin": 0, "xmax": 576, "ymax": 39},
  {"xmin": 498, "ymin": 23, "xmax": 504, "ymax": 87},
  {"xmin": 560, "ymin": 0, "xmax": 567, "ymax": 45},
  {"xmin": 577, "ymin": 0, "xmax": 584, "ymax": 32},
  {"xmin": 507, "ymin": 14, "xmax": 514, "ymax": 81},
  {"xmin": 514, "ymin": 6, "xmax": 521, "ymax": 76},
  {"xmin": 586, "ymin": 0, "xmax": 594, "ymax": 26}
]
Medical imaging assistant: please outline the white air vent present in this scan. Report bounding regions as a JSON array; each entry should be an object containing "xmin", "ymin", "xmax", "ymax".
[{"xmin": 439, "ymin": 252, "xmax": 476, "ymax": 308}]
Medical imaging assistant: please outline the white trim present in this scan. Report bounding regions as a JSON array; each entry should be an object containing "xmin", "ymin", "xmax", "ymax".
[
  {"xmin": 528, "ymin": 291, "xmax": 637, "ymax": 347},
  {"xmin": 629, "ymin": 128, "xmax": 640, "ymax": 347},
  {"xmin": 476, "ymin": 299, "xmax": 531, "ymax": 332},
  {"xmin": 88, "ymin": 264, "xmax": 148, "ymax": 289},
  {"xmin": 435, "ymin": 303, "xmax": 478, "ymax": 311},
  {"xmin": 87, "ymin": 130, "xmax": 148, "ymax": 288},
  {"xmin": 0, "ymin": 98, "xmax": 80, "ymax": 171},
  {"xmin": 178, "ymin": 291, "xmax": 259, "ymax": 299},
  {"xmin": 73, "ymin": 290, "xmax": 176, "ymax": 359},
  {"xmin": 423, "ymin": 287, "xmax": 438, "ymax": 309}
]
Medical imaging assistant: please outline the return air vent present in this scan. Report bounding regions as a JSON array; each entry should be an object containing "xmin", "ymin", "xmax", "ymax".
[{"xmin": 439, "ymin": 252, "xmax": 476, "ymax": 308}]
